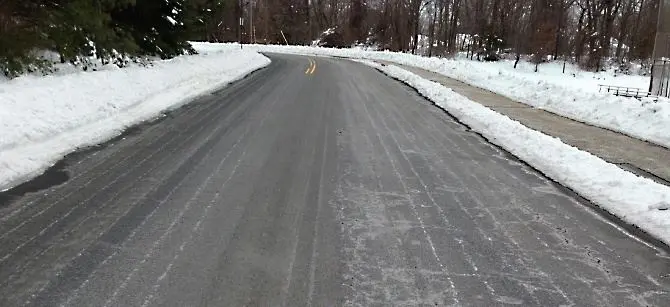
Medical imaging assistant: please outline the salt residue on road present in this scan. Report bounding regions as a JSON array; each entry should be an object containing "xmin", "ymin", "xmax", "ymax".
[
  {"xmin": 199, "ymin": 43, "xmax": 670, "ymax": 150},
  {"xmin": 361, "ymin": 59, "xmax": 670, "ymax": 247}
]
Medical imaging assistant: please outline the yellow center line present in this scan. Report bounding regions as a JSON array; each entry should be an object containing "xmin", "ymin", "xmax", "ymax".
[
  {"xmin": 305, "ymin": 59, "xmax": 313, "ymax": 74},
  {"xmin": 305, "ymin": 58, "xmax": 317, "ymax": 75},
  {"xmin": 306, "ymin": 59, "xmax": 316, "ymax": 74}
]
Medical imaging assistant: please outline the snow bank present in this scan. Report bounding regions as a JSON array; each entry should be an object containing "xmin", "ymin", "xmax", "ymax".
[
  {"xmin": 361, "ymin": 60, "xmax": 670, "ymax": 246},
  {"xmin": 196, "ymin": 43, "xmax": 670, "ymax": 149},
  {"xmin": 0, "ymin": 46, "xmax": 270, "ymax": 191}
]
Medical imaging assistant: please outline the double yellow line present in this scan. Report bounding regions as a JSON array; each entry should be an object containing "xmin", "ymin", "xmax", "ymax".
[{"xmin": 305, "ymin": 58, "xmax": 317, "ymax": 75}]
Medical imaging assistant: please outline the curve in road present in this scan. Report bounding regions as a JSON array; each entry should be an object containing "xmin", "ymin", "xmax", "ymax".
[{"xmin": 0, "ymin": 53, "xmax": 669, "ymax": 306}]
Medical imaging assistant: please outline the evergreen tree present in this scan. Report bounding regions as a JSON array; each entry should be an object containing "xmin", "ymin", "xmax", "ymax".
[
  {"xmin": 43, "ymin": 0, "xmax": 129, "ymax": 63},
  {"xmin": 0, "ymin": 1, "xmax": 49, "ymax": 77},
  {"xmin": 182, "ymin": 0, "xmax": 216, "ymax": 41},
  {"xmin": 113, "ymin": 0, "xmax": 195, "ymax": 59},
  {"xmin": 1, "ymin": 0, "xmax": 197, "ymax": 77}
]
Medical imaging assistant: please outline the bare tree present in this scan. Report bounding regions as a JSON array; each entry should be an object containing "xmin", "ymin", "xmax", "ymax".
[{"xmin": 181, "ymin": 0, "xmax": 660, "ymax": 72}]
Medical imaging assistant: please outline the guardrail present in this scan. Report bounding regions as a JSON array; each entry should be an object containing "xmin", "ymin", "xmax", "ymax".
[{"xmin": 598, "ymin": 84, "xmax": 658, "ymax": 100}]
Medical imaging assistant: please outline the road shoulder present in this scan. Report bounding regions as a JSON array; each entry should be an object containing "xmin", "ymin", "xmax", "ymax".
[{"xmin": 364, "ymin": 59, "xmax": 670, "ymax": 252}]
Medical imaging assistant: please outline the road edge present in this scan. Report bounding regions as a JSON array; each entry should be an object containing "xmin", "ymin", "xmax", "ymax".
[
  {"xmin": 0, "ymin": 63, "xmax": 271, "ymax": 205},
  {"xmin": 365, "ymin": 61, "xmax": 670, "ymax": 256}
]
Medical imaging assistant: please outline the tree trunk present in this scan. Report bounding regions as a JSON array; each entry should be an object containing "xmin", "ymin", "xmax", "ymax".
[
  {"xmin": 428, "ymin": 4, "xmax": 437, "ymax": 56},
  {"xmin": 514, "ymin": 52, "xmax": 520, "ymax": 69}
]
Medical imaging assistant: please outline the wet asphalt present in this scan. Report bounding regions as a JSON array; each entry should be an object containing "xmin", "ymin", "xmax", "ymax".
[{"xmin": 0, "ymin": 53, "xmax": 669, "ymax": 306}]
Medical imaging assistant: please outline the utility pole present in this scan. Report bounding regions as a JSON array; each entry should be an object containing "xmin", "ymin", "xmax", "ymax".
[
  {"xmin": 238, "ymin": 0, "xmax": 244, "ymax": 49},
  {"xmin": 651, "ymin": 0, "xmax": 670, "ymax": 94},
  {"xmin": 249, "ymin": 0, "xmax": 254, "ymax": 44}
]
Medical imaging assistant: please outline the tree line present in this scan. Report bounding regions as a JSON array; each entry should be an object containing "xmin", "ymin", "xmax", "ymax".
[
  {"xmin": 226, "ymin": 0, "xmax": 659, "ymax": 71},
  {"xmin": 0, "ymin": 0, "xmax": 661, "ymax": 77},
  {"xmin": 0, "ymin": 0, "xmax": 205, "ymax": 77}
]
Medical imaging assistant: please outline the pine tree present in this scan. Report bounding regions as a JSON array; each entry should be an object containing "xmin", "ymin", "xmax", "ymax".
[
  {"xmin": 0, "ymin": 0, "xmax": 50, "ymax": 77},
  {"xmin": 41, "ymin": 0, "xmax": 138, "ymax": 64},
  {"xmin": 113, "ymin": 0, "xmax": 195, "ymax": 59},
  {"xmin": 1, "ymin": 0, "xmax": 197, "ymax": 77},
  {"xmin": 182, "ymin": 0, "xmax": 218, "ymax": 41}
]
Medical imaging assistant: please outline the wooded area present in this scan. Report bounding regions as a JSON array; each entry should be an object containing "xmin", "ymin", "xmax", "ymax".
[
  {"xmin": 0, "ymin": 0, "xmax": 662, "ymax": 77},
  {"xmin": 231, "ymin": 0, "xmax": 659, "ymax": 71},
  {"xmin": 0, "ymin": 0, "xmax": 198, "ymax": 77}
]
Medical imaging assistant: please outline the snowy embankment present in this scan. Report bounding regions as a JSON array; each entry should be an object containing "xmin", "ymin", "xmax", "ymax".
[
  {"xmin": 360, "ymin": 60, "xmax": 670, "ymax": 246},
  {"xmin": 213, "ymin": 43, "xmax": 670, "ymax": 149},
  {"xmin": 0, "ymin": 46, "xmax": 270, "ymax": 191}
]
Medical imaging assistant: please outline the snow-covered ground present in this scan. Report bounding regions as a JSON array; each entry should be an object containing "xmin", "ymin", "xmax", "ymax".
[
  {"xmin": 203, "ymin": 43, "xmax": 670, "ymax": 149},
  {"xmin": 465, "ymin": 57, "xmax": 650, "ymax": 92},
  {"xmin": 0, "ymin": 45, "xmax": 270, "ymax": 191},
  {"xmin": 360, "ymin": 60, "xmax": 670, "ymax": 247}
]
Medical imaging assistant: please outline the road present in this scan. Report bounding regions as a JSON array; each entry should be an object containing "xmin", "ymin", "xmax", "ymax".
[{"xmin": 1, "ymin": 53, "xmax": 669, "ymax": 306}]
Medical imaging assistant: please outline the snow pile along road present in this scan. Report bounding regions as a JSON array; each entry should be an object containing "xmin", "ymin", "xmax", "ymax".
[
  {"xmin": 201, "ymin": 43, "xmax": 670, "ymax": 149},
  {"xmin": 0, "ymin": 47, "xmax": 270, "ymax": 191},
  {"xmin": 361, "ymin": 60, "xmax": 670, "ymax": 246}
]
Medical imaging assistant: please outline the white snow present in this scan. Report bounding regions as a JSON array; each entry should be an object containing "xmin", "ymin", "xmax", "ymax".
[
  {"xmin": 451, "ymin": 57, "xmax": 650, "ymax": 93},
  {"xmin": 361, "ymin": 59, "xmax": 670, "ymax": 247},
  {"xmin": 166, "ymin": 16, "xmax": 177, "ymax": 25},
  {"xmin": 196, "ymin": 43, "xmax": 670, "ymax": 149},
  {"xmin": 0, "ymin": 45, "xmax": 270, "ymax": 191}
]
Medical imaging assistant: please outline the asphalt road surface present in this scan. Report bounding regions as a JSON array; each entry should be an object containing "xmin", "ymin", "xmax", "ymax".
[{"xmin": 1, "ymin": 53, "xmax": 669, "ymax": 307}]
